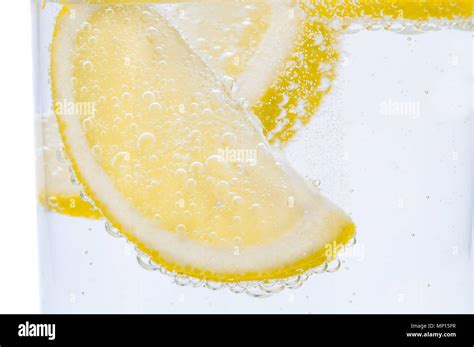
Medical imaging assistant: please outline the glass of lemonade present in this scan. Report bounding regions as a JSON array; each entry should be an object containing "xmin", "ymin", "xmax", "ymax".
[{"xmin": 32, "ymin": 0, "xmax": 473, "ymax": 313}]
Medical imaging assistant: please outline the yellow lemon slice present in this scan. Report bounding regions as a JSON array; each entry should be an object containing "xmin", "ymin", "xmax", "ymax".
[
  {"xmin": 51, "ymin": 4, "xmax": 354, "ymax": 282},
  {"xmin": 161, "ymin": 0, "xmax": 340, "ymax": 144},
  {"xmin": 303, "ymin": 0, "xmax": 473, "ymax": 21},
  {"xmin": 36, "ymin": 114, "xmax": 101, "ymax": 219}
]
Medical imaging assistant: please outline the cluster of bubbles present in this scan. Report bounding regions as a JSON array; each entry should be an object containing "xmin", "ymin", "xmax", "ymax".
[
  {"xmin": 338, "ymin": 17, "xmax": 473, "ymax": 35},
  {"xmin": 129, "ymin": 221, "xmax": 355, "ymax": 298}
]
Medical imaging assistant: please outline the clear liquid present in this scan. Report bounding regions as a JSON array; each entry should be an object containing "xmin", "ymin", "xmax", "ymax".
[{"xmin": 34, "ymin": 1, "xmax": 473, "ymax": 313}]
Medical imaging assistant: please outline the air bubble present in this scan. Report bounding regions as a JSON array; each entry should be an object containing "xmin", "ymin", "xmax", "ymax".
[
  {"xmin": 121, "ymin": 92, "xmax": 132, "ymax": 102},
  {"xmin": 56, "ymin": 147, "xmax": 67, "ymax": 163},
  {"xmin": 250, "ymin": 203, "xmax": 261, "ymax": 213},
  {"xmin": 111, "ymin": 151, "xmax": 130, "ymax": 167},
  {"xmin": 48, "ymin": 196, "xmax": 59, "ymax": 207},
  {"xmin": 129, "ymin": 123, "xmax": 138, "ymax": 133},
  {"xmin": 223, "ymin": 132, "xmax": 237, "ymax": 145},
  {"xmin": 232, "ymin": 216, "xmax": 242, "ymax": 225},
  {"xmin": 326, "ymin": 258, "xmax": 342, "ymax": 273},
  {"xmin": 206, "ymin": 282, "xmax": 225, "ymax": 291},
  {"xmin": 136, "ymin": 251, "xmax": 160, "ymax": 271},
  {"xmin": 189, "ymin": 161, "xmax": 204, "ymax": 175},
  {"xmin": 174, "ymin": 168, "xmax": 187, "ymax": 180},
  {"xmin": 136, "ymin": 132, "xmax": 156, "ymax": 151},
  {"xmin": 174, "ymin": 275, "xmax": 191, "ymax": 287},
  {"xmin": 155, "ymin": 46, "xmax": 164, "ymax": 56},
  {"xmin": 82, "ymin": 118, "xmax": 93, "ymax": 130},
  {"xmin": 175, "ymin": 224, "xmax": 187, "ymax": 234},
  {"xmin": 142, "ymin": 91, "xmax": 155, "ymax": 101},
  {"xmin": 206, "ymin": 155, "xmax": 225, "ymax": 172},
  {"xmin": 148, "ymin": 102, "xmax": 163, "ymax": 113},
  {"xmin": 150, "ymin": 179, "xmax": 160, "ymax": 187},
  {"xmin": 104, "ymin": 7, "xmax": 115, "ymax": 16},
  {"xmin": 229, "ymin": 283, "xmax": 246, "ymax": 294},
  {"xmin": 311, "ymin": 178, "xmax": 322, "ymax": 187},
  {"xmin": 185, "ymin": 178, "xmax": 197, "ymax": 191},
  {"xmin": 232, "ymin": 196, "xmax": 244, "ymax": 207},
  {"xmin": 81, "ymin": 61, "xmax": 94, "ymax": 72},
  {"xmin": 105, "ymin": 221, "xmax": 123, "ymax": 238},
  {"xmin": 92, "ymin": 145, "xmax": 102, "ymax": 158}
]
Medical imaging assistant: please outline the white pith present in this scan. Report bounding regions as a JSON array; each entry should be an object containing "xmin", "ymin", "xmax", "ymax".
[{"xmin": 235, "ymin": 1, "xmax": 301, "ymax": 104}]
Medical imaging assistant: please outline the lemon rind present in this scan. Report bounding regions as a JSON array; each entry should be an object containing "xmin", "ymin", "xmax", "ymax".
[{"xmin": 38, "ymin": 193, "xmax": 102, "ymax": 219}]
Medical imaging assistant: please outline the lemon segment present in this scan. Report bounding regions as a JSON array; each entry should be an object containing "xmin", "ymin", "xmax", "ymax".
[
  {"xmin": 51, "ymin": 4, "xmax": 354, "ymax": 282},
  {"xmin": 252, "ymin": 17, "xmax": 339, "ymax": 144},
  {"xmin": 162, "ymin": 0, "xmax": 340, "ymax": 144},
  {"xmin": 36, "ymin": 114, "xmax": 101, "ymax": 219}
]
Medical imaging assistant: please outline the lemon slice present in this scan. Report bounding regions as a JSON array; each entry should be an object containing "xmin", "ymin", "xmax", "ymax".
[
  {"xmin": 36, "ymin": 114, "xmax": 101, "ymax": 219},
  {"xmin": 51, "ymin": 4, "xmax": 354, "ymax": 282},
  {"xmin": 161, "ymin": 0, "xmax": 340, "ymax": 144},
  {"xmin": 302, "ymin": 0, "xmax": 473, "ymax": 21}
]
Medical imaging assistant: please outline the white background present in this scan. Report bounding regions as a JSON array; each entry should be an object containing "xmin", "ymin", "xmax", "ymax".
[{"xmin": 0, "ymin": 1, "xmax": 39, "ymax": 313}]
